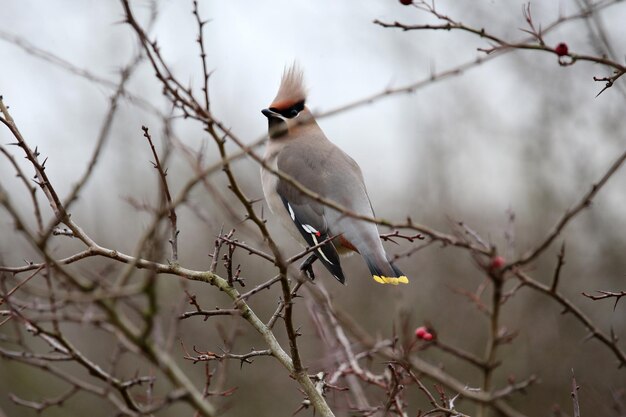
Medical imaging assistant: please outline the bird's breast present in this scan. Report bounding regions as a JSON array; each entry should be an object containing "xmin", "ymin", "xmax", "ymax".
[{"xmin": 261, "ymin": 154, "xmax": 307, "ymax": 245}]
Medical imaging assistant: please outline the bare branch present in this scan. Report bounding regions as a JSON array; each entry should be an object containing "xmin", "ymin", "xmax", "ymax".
[
  {"xmin": 582, "ymin": 290, "xmax": 626, "ymax": 310},
  {"xmin": 512, "ymin": 150, "xmax": 626, "ymax": 269},
  {"xmin": 517, "ymin": 270, "xmax": 626, "ymax": 367},
  {"xmin": 571, "ymin": 369, "xmax": 581, "ymax": 417},
  {"xmin": 142, "ymin": 125, "xmax": 179, "ymax": 262}
]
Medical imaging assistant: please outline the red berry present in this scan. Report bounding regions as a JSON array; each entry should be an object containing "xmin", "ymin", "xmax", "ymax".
[
  {"xmin": 399, "ymin": 0, "xmax": 413, "ymax": 5},
  {"xmin": 555, "ymin": 43, "xmax": 569, "ymax": 57},
  {"xmin": 490, "ymin": 256, "xmax": 506, "ymax": 270},
  {"xmin": 415, "ymin": 326, "xmax": 427, "ymax": 338},
  {"xmin": 422, "ymin": 332, "xmax": 434, "ymax": 341}
]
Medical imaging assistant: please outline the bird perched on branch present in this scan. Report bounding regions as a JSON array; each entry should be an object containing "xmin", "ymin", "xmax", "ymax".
[{"xmin": 261, "ymin": 65, "xmax": 408, "ymax": 285}]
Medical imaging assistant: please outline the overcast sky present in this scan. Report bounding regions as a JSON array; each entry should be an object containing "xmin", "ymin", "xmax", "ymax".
[{"xmin": 1, "ymin": 0, "xmax": 625, "ymax": 241}]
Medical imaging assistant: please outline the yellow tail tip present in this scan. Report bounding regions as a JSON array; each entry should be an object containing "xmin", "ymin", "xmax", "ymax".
[{"xmin": 373, "ymin": 275, "xmax": 409, "ymax": 285}]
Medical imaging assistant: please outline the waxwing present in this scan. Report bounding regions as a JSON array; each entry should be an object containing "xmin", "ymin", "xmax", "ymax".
[{"xmin": 261, "ymin": 65, "xmax": 408, "ymax": 285}]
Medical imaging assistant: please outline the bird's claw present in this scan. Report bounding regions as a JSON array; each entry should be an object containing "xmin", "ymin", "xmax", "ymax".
[
  {"xmin": 301, "ymin": 264, "xmax": 315, "ymax": 280},
  {"xmin": 299, "ymin": 254, "xmax": 317, "ymax": 280}
]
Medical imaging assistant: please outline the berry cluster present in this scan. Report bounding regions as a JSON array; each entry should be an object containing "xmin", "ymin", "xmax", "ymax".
[{"xmin": 414, "ymin": 326, "xmax": 434, "ymax": 341}]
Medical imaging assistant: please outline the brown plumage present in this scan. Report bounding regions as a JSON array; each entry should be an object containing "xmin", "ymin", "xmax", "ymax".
[{"xmin": 270, "ymin": 64, "xmax": 307, "ymax": 109}]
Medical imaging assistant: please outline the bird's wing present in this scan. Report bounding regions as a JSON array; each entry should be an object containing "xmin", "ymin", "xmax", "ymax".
[
  {"xmin": 275, "ymin": 144, "xmax": 345, "ymax": 283},
  {"xmin": 276, "ymin": 195, "xmax": 344, "ymax": 283}
]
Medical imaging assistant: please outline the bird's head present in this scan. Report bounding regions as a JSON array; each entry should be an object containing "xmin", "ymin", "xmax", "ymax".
[{"xmin": 262, "ymin": 64, "xmax": 311, "ymax": 138}]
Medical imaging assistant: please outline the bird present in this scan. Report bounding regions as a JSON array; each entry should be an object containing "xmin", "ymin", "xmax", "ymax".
[{"xmin": 260, "ymin": 65, "xmax": 408, "ymax": 285}]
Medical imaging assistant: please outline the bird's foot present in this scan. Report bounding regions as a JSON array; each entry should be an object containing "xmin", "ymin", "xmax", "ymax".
[
  {"xmin": 299, "ymin": 254, "xmax": 317, "ymax": 280},
  {"xmin": 301, "ymin": 264, "xmax": 315, "ymax": 280}
]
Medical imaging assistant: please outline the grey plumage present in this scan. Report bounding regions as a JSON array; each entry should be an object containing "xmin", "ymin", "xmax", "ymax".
[{"xmin": 261, "ymin": 65, "xmax": 408, "ymax": 285}]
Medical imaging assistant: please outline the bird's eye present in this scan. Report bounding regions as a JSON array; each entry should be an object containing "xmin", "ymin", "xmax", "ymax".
[{"xmin": 286, "ymin": 100, "xmax": 305, "ymax": 118}]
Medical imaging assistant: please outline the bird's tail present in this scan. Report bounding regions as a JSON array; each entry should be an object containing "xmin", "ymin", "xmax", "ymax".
[{"xmin": 364, "ymin": 254, "xmax": 409, "ymax": 285}]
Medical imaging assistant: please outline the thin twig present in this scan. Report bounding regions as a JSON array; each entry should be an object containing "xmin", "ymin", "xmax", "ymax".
[
  {"xmin": 571, "ymin": 369, "xmax": 581, "ymax": 417},
  {"xmin": 550, "ymin": 242, "xmax": 567, "ymax": 293},
  {"xmin": 511, "ymin": 150, "xmax": 626, "ymax": 270},
  {"xmin": 142, "ymin": 125, "xmax": 179, "ymax": 262}
]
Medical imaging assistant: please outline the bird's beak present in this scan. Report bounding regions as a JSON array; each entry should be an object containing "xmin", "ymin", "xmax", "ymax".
[
  {"xmin": 262, "ymin": 108, "xmax": 288, "ymax": 138},
  {"xmin": 262, "ymin": 108, "xmax": 281, "ymax": 119}
]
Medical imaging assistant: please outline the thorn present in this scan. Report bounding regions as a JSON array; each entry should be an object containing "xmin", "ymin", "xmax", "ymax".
[{"xmin": 582, "ymin": 332, "xmax": 595, "ymax": 342}]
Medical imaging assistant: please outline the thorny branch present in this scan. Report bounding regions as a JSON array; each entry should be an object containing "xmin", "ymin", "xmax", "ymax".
[
  {"xmin": 142, "ymin": 125, "xmax": 180, "ymax": 262},
  {"xmin": 375, "ymin": 0, "xmax": 626, "ymax": 96},
  {"xmin": 0, "ymin": 1, "xmax": 625, "ymax": 416},
  {"xmin": 582, "ymin": 290, "xmax": 626, "ymax": 309},
  {"xmin": 516, "ymin": 269, "xmax": 626, "ymax": 368}
]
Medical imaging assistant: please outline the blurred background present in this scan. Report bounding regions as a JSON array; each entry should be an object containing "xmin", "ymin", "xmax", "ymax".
[{"xmin": 0, "ymin": 0, "xmax": 625, "ymax": 416}]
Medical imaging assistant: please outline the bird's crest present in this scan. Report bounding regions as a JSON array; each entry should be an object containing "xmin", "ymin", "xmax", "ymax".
[{"xmin": 270, "ymin": 63, "xmax": 307, "ymax": 110}]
